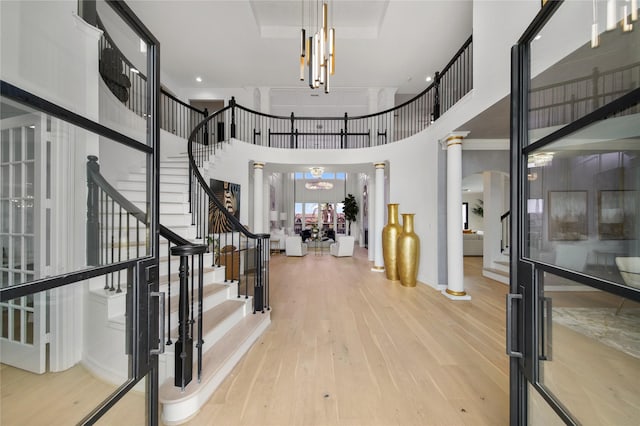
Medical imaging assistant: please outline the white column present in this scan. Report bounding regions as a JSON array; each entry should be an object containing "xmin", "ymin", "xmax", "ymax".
[
  {"xmin": 253, "ymin": 162, "xmax": 265, "ymax": 234},
  {"xmin": 372, "ymin": 162, "xmax": 385, "ymax": 272},
  {"xmin": 367, "ymin": 175, "xmax": 375, "ymax": 261},
  {"xmin": 442, "ymin": 133, "xmax": 471, "ymax": 300}
]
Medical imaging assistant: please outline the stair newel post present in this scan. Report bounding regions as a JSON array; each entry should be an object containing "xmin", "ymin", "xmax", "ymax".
[
  {"xmin": 230, "ymin": 96, "xmax": 236, "ymax": 139},
  {"xmin": 254, "ymin": 235, "xmax": 266, "ymax": 313},
  {"xmin": 197, "ymin": 251, "xmax": 204, "ymax": 382},
  {"xmin": 86, "ymin": 155, "xmax": 100, "ymax": 266},
  {"xmin": 172, "ymin": 246, "xmax": 193, "ymax": 390}
]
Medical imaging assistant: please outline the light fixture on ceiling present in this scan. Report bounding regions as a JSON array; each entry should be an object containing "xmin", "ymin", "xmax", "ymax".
[
  {"xmin": 195, "ymin": 76, "xmax": 202, "ymax": 83},
  {"xmin": 309, "ymin": 166, "xmax": 324, "ymax": 178},
  {"xmin": 305, "ymin": 180, "xmax": 334, "ymax": 190},
  {"xmin": 527, "ymin": 152, "xmax": 554, "ymax": 168},
  {"xmin": 300, "ymin": 0, "xmax": 335, "ymax": 93},
  {"xmin": 591, "ymin": 0, "xmax": 600, "ymax": 48},
  {"xmin": 425, "ymin": 76, "xmax": 432, "ymax": 82}
]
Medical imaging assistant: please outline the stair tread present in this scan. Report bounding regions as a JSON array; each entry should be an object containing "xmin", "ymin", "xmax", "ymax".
[
  {"xmin": 159, "ymin": 266, "xmax": 221, "ymax": 286},
  {"xmin": 165, "ymin": 283, "xmax": 229, "ymax": 315},
  {"xmin": 167, "ymin": 298, "xmax": 246, "ymax": 338},
  {"xmin": 483, "ymin": 267, "xmax": 509, "ymax": 276},
  {"xmin": 159, "ymin": 311, "xmax": 269, "ymax": 402}
]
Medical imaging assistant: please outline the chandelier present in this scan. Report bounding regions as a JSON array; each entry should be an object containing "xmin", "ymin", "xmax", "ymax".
[
  {"xmin": 309, "ymin": 166, "xmax": 324, "ymax": 178},
  {"xmin": 299, "ymin": 0, "xmax": 335, "ymax": 93}
]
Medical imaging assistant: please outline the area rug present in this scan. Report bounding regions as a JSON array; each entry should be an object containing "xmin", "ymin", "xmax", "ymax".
[{"xmin": 552, "ymin": 307, "xmax": 640, "ymax": 359}]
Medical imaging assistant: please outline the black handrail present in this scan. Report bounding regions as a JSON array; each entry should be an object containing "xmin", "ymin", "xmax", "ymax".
[
  {"xmin": 501, "ymin": 210, "xmax": 511, "ymax": 254},
  {"xmin": 87, "ymin": 155, "xmax": 209, "ymax": 388},
  {"xmin": 187, "ymin": 109, "xmax": 271, "ymax": 313}
]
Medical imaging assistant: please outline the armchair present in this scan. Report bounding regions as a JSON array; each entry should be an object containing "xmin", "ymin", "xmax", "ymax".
[
  {"xmin": 285, "ymin": 236, "xmax": 308, "ymax": 256},
  {"xmin": 615, "ymin": 257, "xmax": 640, "ymax": 289},
  {"xmin": 329, "ymin": 236, "xmax": 355, "ymax": 257}
]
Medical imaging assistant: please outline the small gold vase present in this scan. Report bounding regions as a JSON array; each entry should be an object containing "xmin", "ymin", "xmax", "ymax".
[
  {"xmin": 397, "ymin": 213, "xmax": 420, "ymax": 287},
  {"xmin": 382, "ymin": 204, "xmax": 402, "ymax": 281}
]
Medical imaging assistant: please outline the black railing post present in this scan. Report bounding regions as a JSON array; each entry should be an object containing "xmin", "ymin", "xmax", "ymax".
[
  {"xmin": 432, "ymin": 71, "xmax": 441, "ymax": 122},
  {"xmin": 230, "ymin": 96, "xmax": 236, "ymax": 139},
  {"xmin": 254, "ymin": 236, "xmax": 266, "ymax": 313},
  {"xmin": 87, "ymin": 155, "xmax": 100, "ymax": 266},
  {"xmin": 343, "ymin": 112, "xmax": 348, "ymax": 149},
  {"xmin": 171, "ymin": 246, "xmax": 193, "ymax": 390},
  {"xmin": 268, "ymin": 128, "xmax": 272, "ymax": 147},
  {"xmin": 290, "ymin": 112, "xmax": 295, "ymax": 149},
  {"xmin": 203, "ymin": 108, "xmax": 209, "ymax": 146},
  {"xmin": 591, "ymin": 67, "xmax": 600, "ymax": 110}
]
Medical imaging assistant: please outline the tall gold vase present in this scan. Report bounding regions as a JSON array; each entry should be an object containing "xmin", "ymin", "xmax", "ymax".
[
  {"xmin": 382, "ymin": 204, "xmax": 402, "ymax": 281},
  {"xmin": 397, "ymin": 213, "xmax": 420, "ymax": 287}
]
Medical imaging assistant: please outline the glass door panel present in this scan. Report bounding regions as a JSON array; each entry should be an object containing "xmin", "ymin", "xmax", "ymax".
[
  {"xmin": 525, "ymin": 103, "xmax": 640, "ymax": 282},
  {"xmin": 0, "ymin": 271, "xmax": 134, "ymax": 425},
  {"xmin": 528, "ymin": 383, "xmax": 565, "ymax": 426},
  {"xmin": 539, "ymin": 272, "xmax": 640, "ymax": 425}
]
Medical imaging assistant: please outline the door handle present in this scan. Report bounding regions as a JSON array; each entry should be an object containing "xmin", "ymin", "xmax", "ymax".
[
  {"xmin": 150, "ymin": 291, "xmax": 165, "ymax": 355},
  {"xmin": 540, "ymin": 296, "xmax": 552, "ymax": 361},
  {"xmin": 506, "ymin": 293, "xmax": 523, "ymax": 358}
]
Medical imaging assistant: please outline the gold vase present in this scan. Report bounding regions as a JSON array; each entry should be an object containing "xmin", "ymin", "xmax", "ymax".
[
  {"xmin": 397, "ymin": 213, "xmax": 420, "ymax": 287},
  {"xmin": 382, "ymin": 204, "xmax": 402, "ymax": 281}
]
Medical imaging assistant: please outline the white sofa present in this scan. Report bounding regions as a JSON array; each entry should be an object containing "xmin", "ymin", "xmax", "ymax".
[
  {"xmin": 330, "ymin": 236, "xmax": 355, "ymax": 257},
  {"xmin": 285, "ymin": 236, "xmax": 308, "ymax": 256},
  {"xmin": 463, "ymin": 232, "xmax": 483, "ymax": 256}
]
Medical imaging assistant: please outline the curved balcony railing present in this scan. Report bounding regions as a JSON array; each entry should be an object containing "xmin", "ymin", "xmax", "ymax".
[{"xmin": 226, "ymin": 36, "xmax": 473, "ymax": 149}]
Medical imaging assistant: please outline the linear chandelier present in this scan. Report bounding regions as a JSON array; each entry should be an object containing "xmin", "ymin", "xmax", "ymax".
[{"xmin": 300, "ymin": 0, "xmax": 335, "ymax": 93}]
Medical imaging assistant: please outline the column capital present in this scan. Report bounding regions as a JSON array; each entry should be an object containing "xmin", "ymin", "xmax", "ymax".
[
  {"xmin": 253, "ymin": 162, "xmax": 265, "ymax": 169},
  {"xmin": 374, "ymin": 162, "xmax": 386, "ymax": 169},
  {"xmin": 439, "ymin": 131, "xmax": 470, "ymax": 150}
]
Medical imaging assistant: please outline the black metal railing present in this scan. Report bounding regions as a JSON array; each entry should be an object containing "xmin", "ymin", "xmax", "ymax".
[
  {"xmin": 96, "ymin": 15, "xmax": 206, "ymax": 139},
  {"xmin": 87, "ymin": 155, "xmax": 210, "ymax": 390},
  {"xmin": 501, "ymin": 210, "xmax": 511, "ymax": 254},
  {"xmin": 529, "ymin": 62, "xmax": 640, "ymax": 130},
  {"xmin": 187, "ymin": 114, "xmax": 271, "ymax": 315},
  {"xmin": 227, "ymin": 36, "xmax": 473, "ymax": 149}
]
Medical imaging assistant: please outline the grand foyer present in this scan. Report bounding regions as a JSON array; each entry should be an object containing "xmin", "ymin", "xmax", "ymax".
[{"xmin": 2, "ymin": 1, "xmax": 639, "ymax": 425}]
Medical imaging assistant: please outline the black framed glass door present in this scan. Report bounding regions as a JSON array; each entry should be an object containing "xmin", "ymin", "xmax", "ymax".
[
  {"xmin": 0, "ymin": 0, "xmax": 161, "ymax": 423},
  {"xmin": 509, "ymin": 1, "xmax": 640, "ymax": 424}
]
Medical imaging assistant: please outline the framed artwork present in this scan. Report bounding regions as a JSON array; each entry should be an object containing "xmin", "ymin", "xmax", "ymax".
[
  {"xmin": 598, "ymin": 190, "xmax": 637, "ymax": 240},
  {"xmin": 209, "ymin": 178, "xmax": 240, "ymax": 233},
  {"xmin": 548, "ymin": 191, "xmax": 588, "ymax": 241}
]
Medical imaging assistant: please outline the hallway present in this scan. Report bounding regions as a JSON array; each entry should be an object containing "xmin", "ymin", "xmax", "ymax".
[{"xmin": 187, "ymin": 249, "xmax": 509, "ymax": 425}]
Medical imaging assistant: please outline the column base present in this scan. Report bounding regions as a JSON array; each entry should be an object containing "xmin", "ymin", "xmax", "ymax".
[
  {"xmin": 441, "ymin": 289, "xmax": 471, "ymax": 301},
  {"xmin": 371, "ymin": 266, "xmax": 385, "ymax": 273}
]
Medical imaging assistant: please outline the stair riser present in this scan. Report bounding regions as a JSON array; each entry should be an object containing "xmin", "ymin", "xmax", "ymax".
[
  {"xmin": 128, "ymin": 172, "xmax": 189, "ymax": 184},
  {"xmin": 118, "ymin": 181, "xmax": 188, "ymax": 193}
]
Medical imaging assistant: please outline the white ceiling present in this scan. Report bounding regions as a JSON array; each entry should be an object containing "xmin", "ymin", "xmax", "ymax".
[{"xmin": 127, "ymin": 0, "xmax": 473, "ymax": 95}]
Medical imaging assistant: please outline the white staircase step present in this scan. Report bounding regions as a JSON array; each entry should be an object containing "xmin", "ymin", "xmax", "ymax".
[
  {"xmin": 483, "ymin": 267, "xmax": 509, "ymax": 285},
  {"xmin": 494, "ymin": 260, "xmax": 509, "ymax": 273},
  {"xmin": 159, "ymin": 311, "xmax": 271, "ymax": 424},
  {"xmin": 118, "ymin": 180, "xmax": 189, "ymax": 193},
  {"xmin": 128, "ymin": 172, "xmax": 188, "ymax": 184}
]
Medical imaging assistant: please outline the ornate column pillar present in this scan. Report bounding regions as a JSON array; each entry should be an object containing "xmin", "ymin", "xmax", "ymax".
[
  {"xmin": 441, "ymin": 132, "xmax": 471, "ymax": 300},
  {"xmin": 253, "ymin": 162, "xmax": 265, "ymax": 233},
  {"xmin": 372, "ymin": 162, "xmax": 386, "ymax": 272}
]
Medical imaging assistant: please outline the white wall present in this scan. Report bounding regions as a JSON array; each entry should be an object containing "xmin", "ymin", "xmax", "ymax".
[{"xmin": 213, "ymin": 128, "xmax": 441, "ymax": 288}]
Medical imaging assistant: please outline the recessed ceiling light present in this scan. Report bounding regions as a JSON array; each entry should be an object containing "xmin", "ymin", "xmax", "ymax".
[
  {"xmin": 534, "ymin": 34, "xmax": 542, "ymax": 41},
  {"xmin": 130, "ymin": 68, "xmax": 139, "ymax": 74},
  {"xmin": 425, "ymin": 76, "xmax": 432, "ymax": 82},
  {"xmin": 195, "ymin": 76, "xmax": 202, "ymax": 83}
]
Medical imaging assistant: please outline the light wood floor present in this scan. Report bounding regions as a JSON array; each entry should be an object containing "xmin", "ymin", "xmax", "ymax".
[
  {"xmin": 185, "ymin": 248, "xmax": 510, "ymax": 425},
  {"xmin": 3, "ymin": 248, "xmax": 639, "ymax": 425}
]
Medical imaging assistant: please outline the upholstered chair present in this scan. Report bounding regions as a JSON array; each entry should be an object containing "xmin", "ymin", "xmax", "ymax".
[
  {"xmin": 329, "ymin": 236, "xmax": 355, "ymax": 257},
  {"xmin": 285, "ymin": 236, "xmax": 308, "ymax": 256}
]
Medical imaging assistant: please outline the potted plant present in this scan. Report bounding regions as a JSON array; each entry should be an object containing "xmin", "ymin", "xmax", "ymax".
[
  {"xmin": 342, "ymin": 193, "xmax": 359, "ymax": 236},
  {"xmin": 472, "ymin": 199, "xmax": 484, "ymax": 217}
]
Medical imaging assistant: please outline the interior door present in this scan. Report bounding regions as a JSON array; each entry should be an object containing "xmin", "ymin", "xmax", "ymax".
[{"xmin": 0, "ymin": 115, "xmax": 47, "ymax": 374}]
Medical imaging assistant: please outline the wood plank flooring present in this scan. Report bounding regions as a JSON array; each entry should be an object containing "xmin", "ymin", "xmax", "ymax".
[
  {"xmin": 0, "ymin": 249, "xmax": 511, "ymax": 425},
  {"xmin": 186, "ymin": 248, "xmax": 510, "ymax": 425}
]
